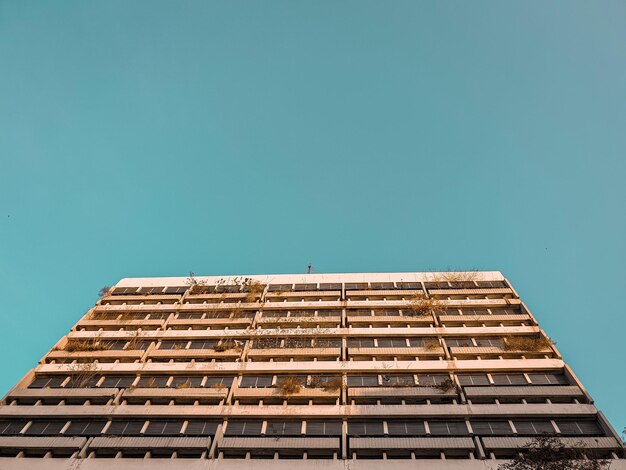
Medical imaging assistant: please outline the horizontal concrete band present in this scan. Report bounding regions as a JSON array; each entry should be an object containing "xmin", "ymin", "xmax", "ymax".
[
  {"xmin": 0, "ymin": 436, "xmax": 87, "ymax": 449},
  {"xmin": 92, "ymin": 298, "xmax": 522, "ymax": 312},
  {"xmin": 0, "ymin": 403, "xmax": 598, "ymax": 419},
  {"xmin": 1, "ymin": 458, "xmax": 625, "ymax": 470},
  {"xmin": 37, "ymin": 358, "xmax": 565, "ymax": 374}
]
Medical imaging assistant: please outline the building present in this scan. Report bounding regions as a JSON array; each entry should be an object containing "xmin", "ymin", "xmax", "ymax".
[{"xmin": 0, "ymin": 272, "xmax": 624, "ymax": 470}]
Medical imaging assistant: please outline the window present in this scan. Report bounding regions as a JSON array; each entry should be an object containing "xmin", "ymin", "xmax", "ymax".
[
  {"xmin": 319, "ymin": 283, "xmax": 342, "ymax": 290},
  {"xmin": 397, "ymin": 282, "xmax": 422, "ymax": 289},
  {"xmin": 224, "ymin": 421, "xmax": 263, "ymax": 436},
  {"xmin": 106, "ymin": 421, "xmax": 145, "ymax": 436},
  {"xmin": 428, "ymin": 421, "xmax": 469, "ymax": 436},
  {"xmin": 555, "ymin": 420, "xmax": 603, "ymax": 436},
  {"xmin": 294, "ymin": 283, "xmax": 317, "ymax": 291},
  {"xmin": 348, "ymin": 420, "xmax": 384, "ymax": 436},
  {"xmin": 265, "ymin": 421, "xmax": 302, "ymax": 436},
  {"xmin": 164, "ymin": 286, "xmax": 187, "ymax": 294},
  {"xmin": 65, "ymin": 420, "xmax": 107, "ymax": 436},
  {"xmin": 139, "ymin": 287, "xmax": 165, "ymax": 294},
  {"xmin": 65, "ymin": 375, "xmax": 101, "ymax": 388},
  {"xmin": 106, "ymin": 340, "xmax": 128, "ymax": 351},
  {"xmin": 170, "ymin": 376, "xmax": 203, "ymax": 388},
  {"xmin": 475, "ymin": 338, "xmax": 503, "ymax": 348},
  {"xmin": 491, "ymin": 374, "xmax": 528, "ymax": 386},
  {"xmin": 111, "ymin": 287, "xmax": 139, "ymax": 295},
  {"xmin": 205, "ymin": 376, "xmax": 233, "ymax": 387},
  {"xmin": 370, "ymin": 282, "xmax": 396, "ymax": 290},
  {"xmin": 25, "ymin": 421, "xmax": 67, "ymax": 436},
  {"xmin": 347, "ymin": 376, "xmax": 378, "ymax": 387},
  {"xmin": 0, "ymin": 420, "xmax": 27, "ymax": 435},
  {"xmin": 144, "ymin": 420, "xmax": 184, "ymax": 436},
  {"xmin": 377, "ymin": 338, "xmax": 407, "ymax": 348},
  {"xmin": 189, "ymin": 340, "xmax": 217, "ymax": 350},
  {"xmin": 313, "ymin": 338, "xmax": 341, "ymax": 348},
  {"xmin": 347, "ymin": 338, "xmax": 375, "ymax": 348},
  {"xmin": 417, "ymin": 375, "xmax": 449, "ymax": 386},
  {"xmin": 387, "ymin": 421, "xmax": 426, "ymax": 436},
  {"xmin": 528, "ymin": 373, "xmax": 568, "ymax": 385},
  {"xmin": 240, "ymin": 376, "xmax": 273, "ymax": 388},
  {"xmin": 471, "ymin": 421, "xmax": 513, "ymax": 435},
  {"xmin": 491, "ymin": 308, "xmax": 520, "ymax": 316},
  {"xmin": 306, "ymin": 421, "xmax": 342, "ymax": 436},
  {"xmin": 185, "ymin": 420, "xmax": 220, "ymax": 436},
  {"xmin": 317, "ymin": 310, "xmax": 341, "ymax": 317},
  {"xmin": 461, "ymin": 309, "xmax": 490, "ymax": 316},
  {"xmin": 345, "ymin": 283, "xmax": 369, "ymax": 290},
  {"xmin": 408, "ymin": 338, "xmax": 428, "ymax": 347},
  {"xmin": 268, "ymin": 284, "xmax": 292, "ymax": 292},
  {"xmin": 284, "ymin": 337, "xmax": 313, "ymax": 348},
  {"xmin": 29, "ymin": 375, "xmax": 66, "ymax": 389},
  {"xmin": 101, "ymin": 375, "xmax": 135, "ymax": 388},
  {"xmin": 476, "ymin": 281, "xmax": 507, "ymax": 288},
  {"xmin": 159, "ymin": 341, "xmax": 189, "ymax": 350},
  {"xmin": 513, "ymin": 420, "xmax": 555, "ymax": 435},
  {"xmin": 137, "ymin": 376, "xmax": 169, "ymax": 388},
  {"xmin": 446, "ymin": 338, "xmax": 474, "ymax": 348},
  {"xmin": 381, "ymin": 375, "xmax": 414, "ymax": 386},
  {"xmin": 457, "ymin": 374, "xmax": 490, "ymax": 386}
]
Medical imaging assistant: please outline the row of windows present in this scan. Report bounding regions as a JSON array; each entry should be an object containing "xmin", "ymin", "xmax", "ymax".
[
  {"xmin": 28, "ymin": 372, "xmax": 568, "ymax": 390},
  {"xmin": 65, "ymin": 335, "xmax": 544, "ymax": 352},
  {"xmin": 92, "ymin": 307, "xmax": 521, "ymax": 322},
  {"xmin": 0, "ymin": 419, "xmax": 601, "ymax": 438}
]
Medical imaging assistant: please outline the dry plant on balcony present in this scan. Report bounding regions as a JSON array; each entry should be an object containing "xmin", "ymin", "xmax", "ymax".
[
  {"xmin": 63, "ymin": 338, "xmax": 110, "ymax": 352},
  {"xmin": 423, "ymin": 338, "xmax": 441, "ymax": 351},
  {"xmin": 98, "ymin": 286, "xmax": 111, "ymax": 297},
  {"xmin": 503, "ymin": 335, "xmax": 551, "ymax": 352},
  {"xmin": 310, "ymin": 376, "xmax": 343, "ymax": 392},
  {"xmin": 274, "ymin": 377, "xmax": 303, "ymax": 395},
  {"xmin": 241, "ymin": 278, "xmax": 265, "ymax": 303},
  {"xmin": 498, "ymin": 436, "xmax": 609, "ymax": 470},
  {"xmin": 433, "ymin": 271, "xmax": 478, "ymax": 282},
  {"xmin": 433, "ymin": 378, "xmax": 458, "ymax": 393},
  {"xmin": 213, "ymin": 339, "xmax": 242, "ymax": 352},
  {"xmin": 126, "ymin": 331, "xmax": 148, "ymax": 350},
  {"xmin": 67, "ymin": 362, "xmax": 99, "ymax": 388},
  {"xmin": 186, "ymin": 272, "xmax": 212, "ymax": 294},
  {"xmin": 407, "ymin": 297, "xmax": 442, "ymax": 317},
  {"xmin": 175, "ymin": 379, "xmax": 194, "ymax": 389}
]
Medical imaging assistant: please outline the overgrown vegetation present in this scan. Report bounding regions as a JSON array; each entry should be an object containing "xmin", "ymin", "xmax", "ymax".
[
  {"xmin": 67, "ymin": 362, "xmax": 99, "ymax": 388},
  {"xmin": 213, "ymin": 339, "xmax": 242, "ymax": 352},
  {"xmin": 423, "ymin": 338, "xmax": 441, "ymax": 351},
  {"xmin": 435, "ymin": 271, "xmax": 478, "ymax": 282},
  {"xmin": 63, "ymin": 338, "xmax": 109, "ymax": 352},
  {"xmin": 98, "ymin": 286, "xmax": 111, "ymax": 297},
  {"xmin": 498, "ymin": 436, "xmax": 609, "ymax": 470},
  {"xmin": 406, "ymin": 296, "xmax": 442, "ymax": 317},
  {"xmin": 275, "ymin": 377, "xmax": 303, "ymax": 395},
  {"xmin": 433, "ymin": 378, "xmax": 458, "ymax": 393},
  {"xmin": 310, "ymin": 376, "xmax": 343, "ymax": 392},
  {"xmin": 503, "ymin": 335, "xmax": 552, "ymax": 352}
]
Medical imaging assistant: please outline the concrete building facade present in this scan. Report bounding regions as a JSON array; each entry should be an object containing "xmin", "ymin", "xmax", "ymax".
[{"xmin": 0, "ymin": 271, "xmax": 624, "ymax": 470}]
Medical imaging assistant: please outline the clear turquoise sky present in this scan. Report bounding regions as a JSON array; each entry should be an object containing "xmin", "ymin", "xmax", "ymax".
[{"xmin": 0, "ymin": 1, "xmax": 624, "ymax": 434}]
